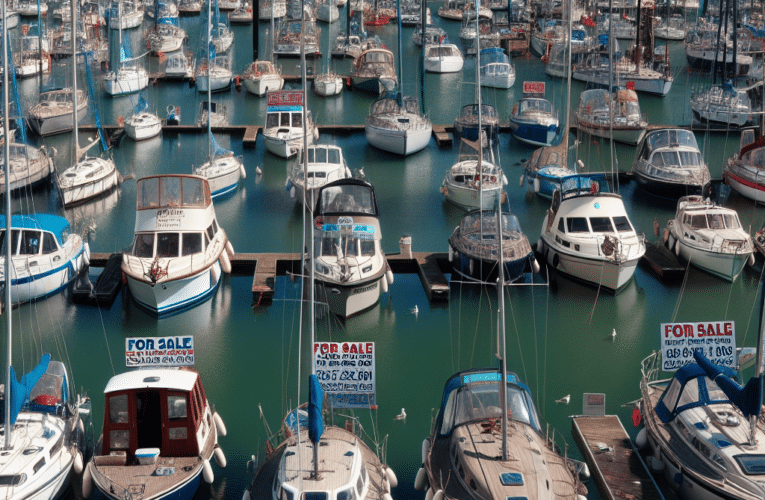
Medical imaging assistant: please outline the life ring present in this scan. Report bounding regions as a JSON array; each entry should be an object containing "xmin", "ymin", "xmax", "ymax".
[
  {"xmin": 601, "ymin": 236, "xmax": 615, "ymax": 256},
  {"xmin": 491, "ymin": 176, "xmax": 497, "ymax": 182}
]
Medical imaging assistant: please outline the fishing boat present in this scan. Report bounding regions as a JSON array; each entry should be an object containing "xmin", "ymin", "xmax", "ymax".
[
  {"xmin": 723, "ymin": 130, "xmax": 765, "ymax": 202},
  {"xmin": 263, "ymin": 90, "xmax": 319, "ymax": 158},
  {"xmin": 82, "ymin": 366, "xmax": 228, "ymax": 500},
  {"xmin": 631, "ymin": 128, "xmax": 711, "ymax": 198},
  {"xmin": 690, "ymin": 82, "xmax": 754, "ymax": 127},
  {"xmin": 448, "ymin": 209, "xmax": 537, "ymax": 283},
  {"xmin": 576, "ymin": 87, "xmax": 648, "ymax": 145},
  {"xmin": 664, "ymin": 195, "xmax": 754, "ymax": 281},
  {"xmin": 537, "ymin": 174, "xmax": 646, "ymax": 292},
  {"xmin": 285, "ymin": 144, "xmax": 352, "ymax": 206},
  {"xmin": 508, "ymin": 83, "xmax": 559, "ymax": 147},
  {"xmin": 28, "ymin": 87, "xmax": 88, "ymax": 136},
  {"xmin": 453, "ymin": 103, "xmax": 500, "ymax": 142},
  {"xmin": 441, "ymin": 134, "xmax": 506, "ymax": 210},
  {"xmin": 479, "ymin": 47, "xmax": 514, "ymax": 89},
  {"xmin": 121, "ymin": 174, "xmax": 235, "ymax": 316},
  {"xmin": 423, "ymin": 41, "xmax": 463, "ymax": 73},
  {"xmin": 350, "ymin": 47, "xmax": 397, "ymax": 95}
]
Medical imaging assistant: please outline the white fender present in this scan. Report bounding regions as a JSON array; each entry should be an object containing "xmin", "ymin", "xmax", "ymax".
[
  {"xmin": 385, "ymin": 466, "xmax": 398, "ymax": 488},
  {"xmin": 240, "ymin": 163, "xmax": 247, "ymax": 179},
  {"xmin": 290, "ymin": 185, "xmax": 296, "ymax": 199},
  {"xmin": 635, "ymin": 427, "xmax": 648, "ymax": 449},
  {"xmin": 421, "ymin": 437, "xmax": 430, "ymax": 463},
  {"xmin": 220, "ymin": 251, "xmax": 232, "ymax": 274},
  {"xmin": 386, "ymin": 269, "xmax": 394, "ymax": 286},
  {"xmin": 381, "ymin": 276, "xmax": 389, "ymax": 294},
  {"xmin": 78, "ymin": 418, "xmax": 85, "ymax": 435},
  {"xmin": 226, "ymin": 240, "xmax": 235, "ymax": 257},
  {"xmin": 675, "ymin": 240, "xmax": 681, "ymax": 256},
  {"xmin": 242, "ymin": 490, "xmax": 251, "ymax": 500},
  {"xmin": 518, "ymin": 174, "xmax": 525, "ymax": 187},
  {"xmin": 414, "ymin": 467, "xmax": 428, "ymax": 491},
  {"xmin": 214, "ymin": 411, "xmax": 227, "ymax": 437},
  {"xmin": 382, "ymin": 494, "xmax": 393, "ymax": 500},
  {"xmin": 532, "ymin": 258, "xmax": 540, "ymax": 274},
  {"xmin": 448, "ymin": 245, "xmax": 453, "ymax": 262},
  {"xmin": 647, "ymin": 455, "xmax": 665, "ymax": 472},
  {"xmin": 203, "ymin": 459, "xmax": 214, "ymax": 483},
  {"xmin": 667, "ymin": 234, "xmax": 675, "ymax": 251},
  {"xmin": 749, "ymin": 253, "xmax": 756, "ymax": 267},
  {"xmin": 433, "ymin": 490, "xmax": 444, "ymax": 500},
  {"xmin": 577, "ymin": 495, "xmax": 587, "ymax": 500},
  {"xmin": 82, "ymin": 464, "xmax": 93, "ymax": 499},
  {"xmin": 502, "ymin": 173, "xmax": 508, "ymax": 185},
  {"xmin": 74, "ymin": 450, "xmax": 84, "ymax": 474},
  {"xmin": 425, "ymin": 488, "xmax": 435, "ymax": 500},
  {"xmin": 533, "ymin": 177, "xmax": 540, "ymax": 193},
  {"xmin": 214, "ymin": 446, "xmax": 227, "ymax": 468}
]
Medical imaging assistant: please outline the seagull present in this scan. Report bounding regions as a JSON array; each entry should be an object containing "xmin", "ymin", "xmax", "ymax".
[
  {"xmin": 611, "ymin": 328, "xmax": 617, "ymax": 340},
  {"xmin": 556, "ymin": 394, "xmax": 570, "ymax": 404},
  {"xmin": 394, "ymin": 408, "xmax": 406, "ymax": 421},
  {"xmin": 255, "ymin": 166, "xmax": 263, "ymax": 176},
  {"xmin": 410, "ymin": 305, "xmax": 418, "ymax": 316}
]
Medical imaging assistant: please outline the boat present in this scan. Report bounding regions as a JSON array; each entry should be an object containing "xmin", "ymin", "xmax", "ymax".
[
  {"xmin": 82, "ymin": 366, "xmax": 227, "ymax": 500},
  {"xmin": 166, "ymin": 104, "xmax": 181, "ymax": 125},
  {"xmin": 690, "ymin": 81, "xmax": 754, "ymax": 127},
  {"xmin": 723, "ymin": 130, "xmax": 765, "ymax": 202},
  {"xmin": 509, "ymin": 84, "xmax": 559, "ymax": 147},
  {"xmin": 308, "ymin": 178, "xmax": 393, "ymax": 318},
  {"xmin": 575, "ymin": 87, "xmax": 648, "ymax": 145},
  {"xmin": 313, "ymin": 9, "xmax": 343, "ymax": 97},
  {"xmin": 148, "ymin": 21, "xmax": 187, "ymax": 53},
  {"xmin": 401, "ymin": 1, "xmax": 429, "ymax": 24},
  {"xmin": 531, "ymin": 18, "xmax": 566, "ymax": 58},
  {"xmin": 423, "ymin": 41, "xmax": 464, "ymax": 73},
  {"xmin": 316, "ymin": 0, "xmax": 339, "ymax": 22},
  {"xmin": 655, "ymin": 13, "xmax": 687, "ymax": 40},
  {"xmin": 1, "ymin": 6, "xmax": 20, "ymax": 28},
  {"xmin": 332, "ymin": 33, "xmax": 364, "ymax": 58},
  {"xmin": 229, "ymin": 0, "xmax": 253, "ymax": 22},
  {"xmin": 273, "ymin": 17, "xmax": 320, "ymax": 56},
  {"xmin": 28, "ymin": 87, "xmax": 88, "ymax": 136},
  {"xmin": 0, "ymin": 142, "xmax": 55, "ymax": 194},
  {"xmin": 459, "ymin": 9, "xmax": 499, "ymax": 55},
  {"xmin": 285, "ymin": 144, "xmax": 352, "ymax": 206},
  {"xmin": 350, "ymin": 47, "xmax": 397, "ymax": 95},
  {"xmin": 195, "ymin": 54, "xmax": 233, "ymax": 92},
  {"xmin": 197, "ymin": 100, "xmax": 229, "ymax": 127},
  {"xmin": 211, "ymin": 22, "xmax": 234, "ymax": 53},
  {"xmin": 103, "ymin": 4, "xmax": 149, "ymax": 96},
  {"xmin": 179, "ymin": 0, "xmax": 203, "ymax": 13},
  {"xmin": 242, "ymin": 57, "xmax": 283, "ymax": 96},
  {"xmin": 537, "ymin": 174, "xmax": 646, "ymax": 292},
  {"xmin": 163, "ymin": 51, "xmax": 196, "ymax": 79},
  {"xmin": 664, "ymin": 195, "xmax": 754, "ymax": 281},
  {"xmin": 453, "ymin": 103, "xmax": 500, "ymax": 142},
  {"xmin": 219, "ymin": 0, "xmax": 241, "ymax": 9},
  {"xmin": 258, "ymin": 0, "xmax": 286, "ymax": 19},
  {"xmin": 0, "ymin": 214, "xmax": 90, "ymax": 303},
  {"xmin": 438, "ymin": 0, "xmax": 462, "ymax": 20},
  {"xmin": 263, "ymin": 90, "xmax": 319, "ymax": 158},
  {"xmin": 441, "ymin": 133, "xmax": 506, "ymax": 210},
  {"xmin": 412, "ymin": 23, "xmax": 446, "ymax": 46},
  {"xmin": 121, "ymin": 174, "xmax": 235, "ymax": 316},
  {"xmin": 365, "ymin": 93, "xmax": 432, "ymax": 155},
  {"xmin": 106, "ymin": 0, "xmax": 144, "ymax": 29},
  {"xmin": 124, "ymin": 94, "xmax": 162, "ymax": 140},
  {"xmin": 15, "ymin": 0, "xmax": 48, "ymax": 17},
  {"xmin": 448, "ymin": 209, "xmax": 537, "ymax": 283},
  {"xmin": 479, "ymin": 47, "xmax": 515, "ymax": 89},
  {"xmin": 631, "ymin": 128, "xmax": 711, "ymax": 198},
  {"xmin": 685, "ymin": 22, "xmax": 753, "ymax": 77}
]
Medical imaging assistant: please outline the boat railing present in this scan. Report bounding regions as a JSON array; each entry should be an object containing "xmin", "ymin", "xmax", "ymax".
[
  {"xmin": 122, "ymin": 235, "xmax": 226, "ymax": 283},
  {"xmin": 712, "ymin": 235, "xmax": 753, "ymax": 254}
]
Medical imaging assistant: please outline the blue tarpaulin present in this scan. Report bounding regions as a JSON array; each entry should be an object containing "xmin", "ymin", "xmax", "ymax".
[
  {"xmin": 308, "ymin": 374, "xmax": 324, "ymax": 443},
  {"xmin": 3, "ymin": 355, "xmax": 51, "ymax": 426},
  {"xmin": 694, "ymin": 350, "xmax": 762, "ymax": 419}
]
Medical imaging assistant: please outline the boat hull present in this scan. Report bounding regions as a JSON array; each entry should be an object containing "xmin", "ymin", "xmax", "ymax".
[
  {"xmin": 316, "ymin": 275, "xmax": 384, "ymax": 318},
  {"xmin": 124, "ymin": 116, "xmax": 162, "ymax": 140},
  {"xmin": 29, "ymin": 104, "xmax": 88, "ymax": 136},
  {"xmin": 103, "ymin": 73, "xmax": 149, "ymax": 96},
  {"xmin": 126, "ymin": 262, "xmax": 222, "ymax": 317},
  {"xmin": 450, "ymin": 251, "xmax": 533, "ymax": 283},
  {"xmin": 365, "ymin": 122, "xmax": 431, "ymax": 156},
  {"xmin": 508, "ymin": 120, "xmax": 558, "ymax": 147},
  {"xmin": 724, "ymin": 166, "xmax": 765, "ymax": 203},
  {"xmin": 442, "ymin": 182, "xmax": 503, "ymax": 210},
  {"xmin": 351, "ymin": 76, "xmax": 396, "ymax": 95},
  {"xmin": 244, "ymin": 75, "xmax": 284, "ymax": 96},
  {"xmin": 196, "ymin": 75, "xmax": 232, "ymax": 92},
  {"xmin": 62, "ymin": 164, "xmax": 121, "ymax": 207},
  {"xmin": 576, "ymin": 120, "xmax": 646, "ymax": 145},
  {"xmin": 632, "ymin": 171, "xmax": 708, "ymax": 199},
  {"xmin": 674, "ymin": 239, "xmax": 750, "ymax": 281},
  {"xmin": 197, "ymin": 157, "xmax": 243, "ymax": 198},
  {"xmin": 264, "ymin": 132, "xmax": 315, "ymax": 158},
  {"xmin": 424, "ymin": 56, "xmax": 463, "ymax": 73}
]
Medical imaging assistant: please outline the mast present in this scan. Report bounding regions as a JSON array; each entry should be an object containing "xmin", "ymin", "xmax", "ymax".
[
  {"xmin": 37, "ymin": 0, "xmax": 43, "ymax": 95},
  {"xmin": 565, "ymin": 0, "xmax": 572, "ymax": 171},
  {"xmin": 498, "ymin": 208, "xmax": 508, "ymax": 460},
  {"xmin": 397, "ymin": 0, "xmax": 403, "ymax": 106},
  {"xmin": 207, "ymin": 0, "xmax": 213, "ymax": 164},
  {"xmin": 753, "ymin": 255, "xmax": 765, "ymax": 446},
  {"xmin": 2, "ymin": 0, "xmax": 11, "ymax": 451},
  {"xmin": 72, "ymin": 0, "xmax": 79, "ymax": 167}
]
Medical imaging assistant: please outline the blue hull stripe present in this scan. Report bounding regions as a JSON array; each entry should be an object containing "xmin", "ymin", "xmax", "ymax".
[
  {"xmin": 211, "ymin": 182, "xmax": 239, "ymax": 199},
  {"xmin": 132, "ymin": 276, "xmax": 221, "ymax": 317},
  {"xmin": 4, "ymin": 247, "xmax": 84, "ymax": 286}
]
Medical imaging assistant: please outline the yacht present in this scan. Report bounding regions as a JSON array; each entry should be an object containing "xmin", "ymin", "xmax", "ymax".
[
  {"xmin": 441, "ymin": 134, "xmax": 506, "ymax": 210},
  {"xmin": 163, "ymin": 51, "xmax": 196, "ymax": 79},
  {"xmin": 0, "ymin": 142, "xmax": 55, "ymax": 194},
  {"xmin": 195, "ymin": 55, "xmax": 233, "ymax": 92},
  {"xmin": 242, "ymin": 60, "xmax": 284, "ymax": 96},
  {"xmin": 724, "ymin": 130, "xmax": 765, "ymax": 202},
  {"xmin": 273, "ymin": 18, "xmax": 320, "ymax": 56},
  {"xmin": 365, "ymin": 93, "xmax": 432, "ymax": 156},
  {"xmin": 690, "ymin": 82, "xmax": 754, "ymax": 127},
  {"xmin": 479, "ymin": 47, "xmax": 515, "ymax": 89},
  {"xmin": 423, "ymin": 42, "xmax": 464, "ymax": 73},
  {"xmin": 103, "ymin": 63, "xmax": 150, "ymax": 96},
  {"xmin": 121, "ymin": 174, "xmax": 235, "ymax": 316},
  {"xmin": 576, "ymin": 87, "xmax": 648, "ymax": 145},
  {"xmin": 28, "ymin": 88, "xmax": 88, "ymax": 136},
  {"xmin": 148, "ymin": 23, "xmax": 187, "ymax": 53},
  {"xmin": 508, "ymin": 95, "xmax": 559, "ymax": 147},
  {"xmin": 350, "ymin": 48, "xmax": 397, "ymax": 95},
  {"xmin": 263, "ymin": 91, "xmax": 319, "ymax": 158},
  {"xmin": 453, "ymin": 103, "xmax": 500, "ymax": 142},
  {"xmin": 124, "ymin": 98, "xmax": 163, "ymax": 140},
  {"xmin": 285, "ymin": 144, "xmax": 352, "ymax": 206}
]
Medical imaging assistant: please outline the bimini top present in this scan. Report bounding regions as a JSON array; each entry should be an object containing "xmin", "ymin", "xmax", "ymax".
[
  {"xmin": 434, "ymin": 368, "xmax": 540, "ymax": 437},
  {"xmin": 135, "ymin": 174, "xmax": 212, "ymax": 210},
  {"xmin": 558, "ymin": 173, "xmax": 613, "ymax": 199},
  {"xmin": 0, "ymin": 214, "xmax": 70, "ymax": 245},
  {"xmin": 315, "ymin": 179, "xmax": 379, "ymax": 217},
  {"xmin": 104, "ymin": 368, "xmax": 198, "ymax": 394}
]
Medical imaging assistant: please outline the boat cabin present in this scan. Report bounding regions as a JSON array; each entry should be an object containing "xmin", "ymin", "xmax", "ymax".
[
  {"xmin": 265, "ymin": 109, "xmax": 304, "ymax": 131},
  {"xmin": 100, "ymin": 368, "xmax": 210, "ymax": 462},
  {"xmin": 0, "ymin": 215, "xmax": 70, "ymax": 257},
  {"xmin": 636, "ymin": 129, "xmax": 704, "ymax": 173},
  {"xmin": 435, "ymin": 368, "xmax": 540, "ymax": 436},
  {"xmin": 315, "ymin": 179, "xmax": 378, "ymax": 216}
]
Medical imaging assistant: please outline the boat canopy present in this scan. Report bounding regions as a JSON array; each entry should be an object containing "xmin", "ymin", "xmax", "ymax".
[
  {"xmin": 559, "ymin": 174, "xmax": 612, "ymax": 198},
  {"xmin": 136, "ymin": 175, "xmax": 212, "ymax": 210},
  {"xmin": 480, "ymin": 47, "xmax": 509, "ymax": 64},
  {"xmin": 459, "ymin": 210, "xmax": 523, "ymax": 236},
  {"xmin": 316, "ymin": 179, "xmax": 379, "ymax": 216},
  {"xmin": 644, "ymin": 128, "xmax": 699, "ymax": 153},
  {"xmin": 655, "ymin": 351, "xmax": 762, "ymax": 424},
  {"xmin": 518, "ymin": 98, "xmax": 552, "ymax": 115},
  {"xmin": 369, "ymin": 93, "xmax": 420, "ymax": 116},
  {"xmin": 435, "ymin": 369, "xmax": 540, "ymax": 436},
  {"xmin": 0, "ymin": 214, "xmax": 70, "ymax": 245},
  {"xmin": 358, "ymin": 48, "xmax": 393, "ymax": 64},
  {"xmin": 458, "ymin": 103, "xmax": 499, "ymax": 120}
]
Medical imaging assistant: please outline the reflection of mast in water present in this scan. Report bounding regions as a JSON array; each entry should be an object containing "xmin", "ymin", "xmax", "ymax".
[{"xmin": 65, "ymin": 186, "xmax": 122, "ymax": 242}]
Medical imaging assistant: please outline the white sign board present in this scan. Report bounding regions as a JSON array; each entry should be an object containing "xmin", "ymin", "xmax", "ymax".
[
  {"xmin": 313, "ymin": 342, "xmax": 376, "ymax": 409},
  {"xmin": 126, "ymin": 336, "xmax": 195, "ymax": 367},
  {"xmin": 582, "ymin": 393, "xmax": 606, "ymax": 417},
  {"xmin": 660, "ymin": 322, "xmax": 736, "ymax": 371}
]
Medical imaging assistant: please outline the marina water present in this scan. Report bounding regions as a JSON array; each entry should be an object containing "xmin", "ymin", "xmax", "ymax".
[{"xmin": 5, "ymin": 3, "xmax": 765, "ymax": 499}]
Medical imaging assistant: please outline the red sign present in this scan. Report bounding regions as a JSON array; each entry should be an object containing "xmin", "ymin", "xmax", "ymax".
[
  {"xmin": 626, "ymin": 81, "xmax": 635, "ymax": 90},
  {"xmin": 22, "ymin": 25, "xmax": 29, "ymax": 35},
  {"xmin": 523, "ymin": 81, "xmax": 545, "ymax": 94},
  {"xmin": 267, "ymin": 90, "xmax": 304, "ymax": 107}
]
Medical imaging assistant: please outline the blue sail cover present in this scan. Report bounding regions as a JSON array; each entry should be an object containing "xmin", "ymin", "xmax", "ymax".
[
  {"xmin": 210, "ymin": 132, "xmax": 232, "ymax": 159},
  {"xmin": 6, "ymin": 355, "xmax": 50, "ymax": 426},
  {"xmin": 694, "ymin": 350, "xmax": 763, "ymax": 419},
  {"xmin": 308, "ymin": 374, "xmax": 324, "ymax": 444},
  {"xmin": 134, "ymin": 94, "xmax": 149, "ymax": 115}
]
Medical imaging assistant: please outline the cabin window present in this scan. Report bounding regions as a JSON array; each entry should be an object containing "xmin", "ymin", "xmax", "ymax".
[
  {"xmin": 613, "ymin": 216, "xmax": 633, "ymax": 232},
  {"xmin": 138, "ymin": 177, "xmax": 160, "ymax": 208},
  {"xmin": 337, "ymin": 487, "xmax": 355, "ymax": 500},
  {"xmin": 304, "ymin": 494, "xmax": 327, "ymax": 500},
  {"xmin": 182, "ymin": 233, "xmax": 203, "ymax": 256},
  {"xmin": 677, "ymin": 378, "xmax": 699, "ymax": 408},
  {"xmin": 266, "ymin": 113, "xmax": 279, "ymax": 128},
  {"xmin": 292, "ymin": 113, "xmax": 303, "ymax": 128},
  {"xmin": 589, "ymin": 217, "xmax": 614, "ymax": 233},
  {"xmin": 110, "ymin": 430, "xmax": 130, "ymax": 450},
  {"xmin": 206, "ymin": 223, "xmax": 216, "ymax": 241},
  {"xmin": 0, "ymin": 475, "xmax": 25, "ymax": 486},
  {"xmin": 168, "ymin": 395, "xmax": 187, "ymax": 420},
  {"xmin": 0, "ymin": 230, "xmax": 20, "ymax": 256},
  {"xmin": 33, "ymin": 458, "xmax": 46, "ymax": 474},
  {"xmin": 707, "ymin": 214, "xmax": 724, "ymax": 230},
  {"xmin": 156, "ymin": 233, "xmax": 180, "ymax": 258},
  {"xmin": 566, "ymin": 218, "xmax": 589, "ymax": 233},
  {"xmin": 280, "ymin": 113, "xmax": 290, "ymax": 127},
  {"xmin": 557, "ymin": 218, "xmax": 565, "ymax": 232},
  {"xmin": 182, "ymin": 177, "xmax": 205, "ymax": 206},
  {"xmin": 689, "ymin": 215, "xmax": 707, "ymax": 229},
  {"xmin": 133, "ymin": 234, "xmax": 155, "ymax": 258},
  {"xmin": 19, "ymin": 230, "xmax": 41, "ymax": 255},
  {"xmin": 723, "ymin": 214, "xmax": 740, "ymax": 229},
  {"xmin": 42, "ymin": 233, "xmax": 57, "ymax": 254},
  {"xmin": 109, "ymin": 394, "xmax": 129, "ymax": 423},
  {"xmin": 160, "ymin": 177, "xmax": 182, "ymax": 206}
]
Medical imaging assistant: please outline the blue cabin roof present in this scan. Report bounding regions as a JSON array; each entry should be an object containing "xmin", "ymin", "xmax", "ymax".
[{"xmin": 0, "ymin": 215, "xmax": 70, "ymax": 245}]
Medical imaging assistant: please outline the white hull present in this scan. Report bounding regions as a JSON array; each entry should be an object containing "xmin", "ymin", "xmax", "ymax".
[
  {"xmin": 110, "ymin": 11, "xmax": 144, "ymax": 29},
  {"xmin": 442, "ymin": 182, "xmax": 502, "ymax": 210},
  {"xmin": 573, "ymin": 69, "xmax": 672, "ymax": 96},
  {"xmin": 195, "ymin": 156, "xmax": 243, "ymax": 198},
  {"xmin": 317, "ymin": 276, "xmax": 383, "ymax": 318},
  {"xmin": 244, "ymin": 75, "xmax": 283, "ymax": 96},
  {"xmin": 576, "ymin": 120, "xmax": 646, "ymax": 145},
  {"xmin": 481, "ymin": 73, "xmax": 515, "ymax": 89},
  {"xmin": 124, "ymin": 113, "xmax": 162, "ymax": 140},
  {"xmin": 314, "ymin": 76, "xmax": 343, "ymax": 96},
  {"xmin": 675, "ymin": 240, "xmax": 750, "ymax": 281},
  {"xmin": 724, "ymin": 166, "xmax": 765, "ymax": 203},
  {"xmin": 424, "ymin": 56, "xmax": 463, "ymax": 73},
  {"xmin": 196, "ymin": 73, "xmax": 232, "ymax": 92},
  {"xmin": 264, "ymin": 131, "xmax": 315, "ymax": 158},
  {"xmin": 61, "ymin": 160, "xmax": 121, "ymax": 207},
  {"xmin": 0, "ymin": 156, "xmax": 54, "ymax": 194},
  {"xmin": 103, "ymin": 71, "xmax": 149, "ymax": 96},
  {"xmin": 151, "ymin": 36, "xmax": 184, "ymax": 53},
  {"xmin": 365, "ymin": 121, "xmax": 431, "ymax": 155},
  {"xmin": 126, "ymin": 261, "xmax": 222, "ymax": 316}
]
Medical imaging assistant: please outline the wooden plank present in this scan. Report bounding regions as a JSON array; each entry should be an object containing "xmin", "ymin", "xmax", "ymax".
[
  {"xmin": 432, "ymin": 125, "xmax": 452, "ymax": 147},
  {"xmin": 243, "ymin": 126, "xmax": 260, "ymax": 148},
  {"xmin": 641, "ymin": 241, "xmax": 685, "ymax": 281},
  {"xmin": 252, "ymin": 254, "xmax": 278, "ymax": 307},
  {"xmin": 572, "ymin": 415, "xmax": 667, "ymax": 500}
]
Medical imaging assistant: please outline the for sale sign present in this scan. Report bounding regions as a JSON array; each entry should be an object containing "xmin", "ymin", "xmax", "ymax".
[
  {"xmin": 660, "ymin": 322, "xmax": 736, "ymax": 371},
  {"xmin": 313, "ymin": 342, "xmax": 376, "ymax": 409}
]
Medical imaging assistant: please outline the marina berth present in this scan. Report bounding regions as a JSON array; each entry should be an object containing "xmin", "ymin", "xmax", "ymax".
[{"xmin": 509, "ymin": 92, "xmax": 559, "ymax": 147}]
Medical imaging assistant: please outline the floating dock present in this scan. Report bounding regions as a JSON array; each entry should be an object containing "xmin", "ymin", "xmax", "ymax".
[
  {"xmin": 72, "ymin": 253, "xmax": 124, "ymax": 307},
  {"xmin": 572, "ymin": 415, "xmax": 668, "ymax": 500},
  {"xmin": 641, "ymin": 241, "xmax": 685, "ymax": 281}
]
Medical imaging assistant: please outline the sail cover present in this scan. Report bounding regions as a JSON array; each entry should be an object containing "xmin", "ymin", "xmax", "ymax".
[
  {"xmin": 694, "ymin": 350, "xmax": 762, "ymax": 419},
  {"xmin": 308, "ymin": 374, "xmax": 324, "ymax": 443},
  {"xmin": 4, "ymin": 354, "xmax": 51, "ymax": 426}
]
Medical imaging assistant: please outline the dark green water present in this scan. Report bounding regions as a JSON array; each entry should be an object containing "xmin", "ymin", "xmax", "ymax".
[{"xmin": 4, "ymin": 3, "xmax": 765, "ymax": 500}]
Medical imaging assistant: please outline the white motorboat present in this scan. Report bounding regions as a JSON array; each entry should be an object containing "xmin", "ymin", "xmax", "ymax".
[
  {"xmin": 83, "ymin": 368, "xmax": 227, "ymax": 500},
  {"xmin": 28, "ymin": 88, "xmax": 88, "ymax": 136},
  {"xmin": 576, "ymin": 87, "xmax": 648, "ymax": 145},
  {"xmin": 365, "ymin": 93, "xmax": 432, "ymax": 155},
  {"xmin": 509, "ymin": 95, "xmax": 559, "ymax": 147},
  {"xmin": 211, "ymin": 22, "xmax": 234, "ymax": 53},
  {"xmin": 229, "ymin": 1, "xmax": 253, "ymax": 22},
  {"xmin": 412, "ymin": 23, "xmax": 446, "ymax": 46},
  {"xmin": 124, "ymin": 98, "xmax": 162, "ymax": 140},
  {"xmin": 314, "ymin": 71, "xmax": 344, "ymax": 96},
  {"xmin": 423, "ymin": 42, "xmax": 463, "ymax": 73},
  {"xmin": 441, "ymin": 134, "xmax": 506, "ymax": 210},
  {"xmin": 665, "ymin": 195, "xmax": 754, "ymax": 281},
  {"xmin": 332, "ymin": 33, "xmax": 364, "ymax": 58},
  {"xmin": 121, "ymin": 174, "xmax": 234, "ymax": 316},
  {"xmin": 263, "ymin": 91, "xmax": 319, "ymax": 158},
  {"xmin": 243, "ymin": 60, "xmax": 284, "ymax": 96},
  {"xmin": 537, "ymin": 174, "xmax": 646, "ymax": 292},
  {"xmin": 632, "ymin": 128, "xmax": 711, "ymax": 198},
  {"xmin": 690, "ymin": 82, "xmax": 754, "ymax": 127},
  {"xmin": 148, "ymin": 23, "xmax": 187, "ymax": 53},
  {"xmin": 723, "ymin": 130, "xmax": 765, "ymax": 203},
  {"xmin": 479, "ymin": 47, "xmax": 515, "ymax": 89},
  {"xmin": 0, "ymin": 214, "xmax": 89, "ymax": 303},
  {"xmin": 350, "ymin": 48, "xmax": 397, "ymax": 95},
  {"xmin": 106, "ymin": 0, "xmax": 144, "ymax": 29},
  {"xmin": 163, "ymin": 51, "xmax": 195, "ymax": 79},
  {"xmin": 285, "ymin": 144, "xmax": 352, "ymax": 206}
]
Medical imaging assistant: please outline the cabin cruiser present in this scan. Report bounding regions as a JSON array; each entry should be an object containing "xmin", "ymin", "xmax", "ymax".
[
  {"xmin": 423, "ymin": 42, "xmax": 464, "ymax": 73},
  {"xmin": 479, "ymin": 47, "xmax": 515, "ymax": 89},
  {"xmin": 724, "ymin": 131, "xmax": 765, "ymax": 203},
  {"xmin": 263, "ymin": 95, "xmax": 319, "ymax": 158},
  {"xmin": 690, "ymin": 82, "xmax": 754, "ymax": 127},
  {"xmin": 365, "ymin": 94, "xmax": 432, "ymax": 156},
  {"xmin": 576, "ymin": 87, "xmax": 647, "ymax": 145},
  {"xmin": 121, "ymin": 174, "xmax": 235, "ymax": 316},
  {"xmin": 59, "ymin": 150, "xmax": 121, "ymax": 207},
  {"xmin": 285, "ymin": 144, "xmax": 352, "ymax": 207},
  {"xmin": 454, "ymin": 103, "xmax": 500, "ymax": 143},
  {"xmin": 28, "ymin": 87, "xmax": 88, "ymax": 136},
  {"xmin": 0, "ymin": 142, "xmax": 55, "ymax": 194},
  {"xmin": 509, "ymin": 95, "xmax": 559, "ymax": 147},
  {"xmin": 350, "ymin": 48, "xmax": 397, "ymax": 95}
]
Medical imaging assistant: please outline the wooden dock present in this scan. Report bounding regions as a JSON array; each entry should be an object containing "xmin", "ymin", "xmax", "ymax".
[
  {"xmin": 641, "ymin": 241, "xmax": 686, "ymax": 281},
  {"xmin": 432, "ymin": 125, "xmax": 452, "ymax": 147},
  {"xmin": 572, "ymin": 415, "xmax": 667, "ymax": 500}
]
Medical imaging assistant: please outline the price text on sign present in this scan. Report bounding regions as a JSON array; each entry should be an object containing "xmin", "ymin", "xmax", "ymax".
[
  {"xmin": 267, "ymin": 90, "xmax": 304, "ymax": 107},
  {"xmin": 126, "ymin": 336, "xmax": 194, "ymax": 367},
  {"xmin": 523, "ymin": 81, "xmax": 545, "ymax": 94},
  {"xmin": 660, "ymin": 321, "xmax": 736, "ymax": 371},
  {"xmin": 313, "ymin": 342, "xmax": 376, "ymax": 394}
]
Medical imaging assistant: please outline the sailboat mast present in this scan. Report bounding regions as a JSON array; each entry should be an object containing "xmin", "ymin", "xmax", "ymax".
[
  {"xmin": 753, "ymin": 261, "xmax": 765, "ymax": 445},
  {"xmin": 397, "ymin": 0, "xmax": 403, "ymax": 103},
  {"xmin": 475, "ymin": 0, "xmax": 482, "ymax": 194},
  {"xmin": 208, "ymin": 0, "xmax": 213, "ymax": 163},
  {"xmin": 118, "ymin": 0, "xmax": 123, "ymax": 57},
  {"xmin": 2, "ymin": 0, "xmax": 11, "ymax": 451},
  {"xmin": 565, "ymin": 0, "xmax": 572, "ymax": 170},
  {"xmin": 301, "ymin": 0, "xmax": 314, "ymax": 367},
  {"xmin": 72, "ymin": 0, "xmax": 79, "ymax": 167},
  {"xmin": 498, "ymin": 211, "xmax": 508, "ymax": 460}
]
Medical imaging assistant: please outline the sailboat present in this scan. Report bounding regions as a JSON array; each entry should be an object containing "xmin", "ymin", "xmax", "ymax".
[
  {"xmin": 124, "ymin": 93, "xmax": 163, "ymax": 140},
  {"xmin": 313, "ymin": 0, "xmax": 343, "ymax": 97},
  {"xmin": 0, "ymin": 10, "xmax": 88, "ymax": 499},
  {"xmin": 195, "ymin": 1, "xmax": 233, "ymax": 93},
  {"xmin": 103, "ymin": 0, "xmax": 149, "ymax": 96},
  {"xmin": 243, "ymin": 6, "xmax": 284, "ymax": 96}
]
